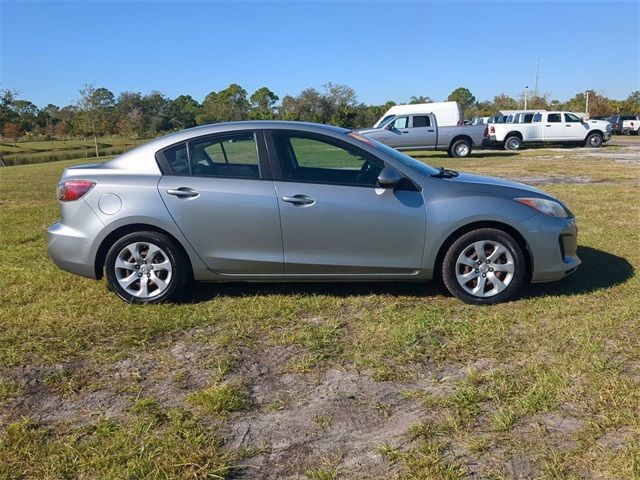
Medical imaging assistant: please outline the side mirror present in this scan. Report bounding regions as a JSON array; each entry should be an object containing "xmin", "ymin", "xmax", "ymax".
[
  {"xmin": 384, "ymin": 123, "xmax": 394, "ymax": 131},
  {"xmin": 377, "ymin": 167, "xmax": 402, "ymax": 189}
]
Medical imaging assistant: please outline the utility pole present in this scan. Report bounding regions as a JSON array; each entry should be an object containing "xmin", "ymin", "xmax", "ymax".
[
  {"xmin": 524, "ymin": 86, "xmax": 529, "ymax": 110},
  {"xmin": 585, "ymin": 91, "xmax": 590, "ymax": 118},
  {"xmin": 534, "ymin": 59, "xmax": 539, "ymax": 98}
]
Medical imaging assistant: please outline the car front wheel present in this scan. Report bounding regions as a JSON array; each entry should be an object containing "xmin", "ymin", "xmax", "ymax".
[
  {"xmin": 442, "ymin": 228, "xmax": 526, "ymax": 305},
  {"xmin": 585, "ymin": 132, "xmax": 603, "ymax": 148},
  {"xmin": 105, "ymin": 231, "xmax": 189, "ymax": 303}
]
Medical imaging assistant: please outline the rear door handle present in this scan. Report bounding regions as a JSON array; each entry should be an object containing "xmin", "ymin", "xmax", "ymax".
[
  {"xmin": 282, "ymin": 194, "xmax": 315, "ymax": 206},
  {"xmin": 167, "ymin": 187, "xmax": 200, "ymax": 199},
  {"xmin": 427, "ymin": 129, "xmax": 435, "ymax": 132}
]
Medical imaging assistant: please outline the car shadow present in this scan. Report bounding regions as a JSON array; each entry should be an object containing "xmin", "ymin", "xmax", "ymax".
[
  {"xmin": 180, "ymin": 246, "xmax": 633, "ymax": 304},
  {"xmin": 522, "ymin": 246, "xmax": 634, "ymax": 299},
  {"xmin": 410, "ymin": 151, "xmax": 518, "ymax": 159}
]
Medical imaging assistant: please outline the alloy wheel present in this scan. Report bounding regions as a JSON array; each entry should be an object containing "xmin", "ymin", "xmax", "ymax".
[
  {"xmin": 114, "ymin": 242, "xmax": 173, "ymax": 299},
  {"xmin": 455, "ymin": 240, "xmax": 515, "ymax": 297}
]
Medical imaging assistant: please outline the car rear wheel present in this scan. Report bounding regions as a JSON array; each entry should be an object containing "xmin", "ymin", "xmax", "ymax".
[
  {"xmin": 449, "ymin": 139, "xmax": 472, "ymax": 158},
  {"xmin": 442, "ymin": 228, "xmax": 526, "ymax": 305},
  {"xmin": 585, "ymin": 132, "xmax": 603, "ymax": 148},
  {"xmin": 504, "ymin": 135, "xmax": 522, "ymax": 151},
  {"xmin": 105, "ymin": 231, "xmax": 189, "ymax": 303}
]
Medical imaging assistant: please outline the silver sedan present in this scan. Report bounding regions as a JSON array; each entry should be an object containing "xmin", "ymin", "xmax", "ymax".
[{"xmin": 47, "ymin": 121, "xmax": 580, "ymax": 304}]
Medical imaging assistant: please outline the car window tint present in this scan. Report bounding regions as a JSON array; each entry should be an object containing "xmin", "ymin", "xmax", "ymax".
[
  {"xmin": 273, "ymin": 134, "xmax": 382, "ymax": 187},
  {"xmin": 164, "ymin": 143, "xmax": 190, "ymax": 175},
  {"xmin": 564, "ymin": 113, "xmax": 581, "ymax": 122},
  {"xmin": 523, "ymin": 114, "xmax": 534, "ymax": 123},
  {"xmin": 413, "ymin": 115, "xmax": 430, "ymax": 128},
  {"xmin": 548, "ymin": 113, "xmax": 562, "ymax": 123},
  {"xmin": 532, "ymin": 113, "xmax": 541, "ymax": 123},
  {"xmin": 390, "ymin": 116, "xmax": 408, "ymax": 129},
  {"xmin": 189, "ymin": 133, "xmax": 259, "ymax": 178}
]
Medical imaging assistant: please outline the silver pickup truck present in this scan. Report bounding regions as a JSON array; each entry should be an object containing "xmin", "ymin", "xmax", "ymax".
[{"xmin": 358, "ymin": 113, "xmax": 487, "ymax": 157}]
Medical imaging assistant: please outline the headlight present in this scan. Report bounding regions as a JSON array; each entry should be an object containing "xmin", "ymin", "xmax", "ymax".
[{"xmin": 515, "ymin": 197, "xmax": 571, "ymax": 218}]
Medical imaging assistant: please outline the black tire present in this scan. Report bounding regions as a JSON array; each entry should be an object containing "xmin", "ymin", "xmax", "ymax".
[
  {"xmin": 442, "ymin": 228, "xmax": 526, "ymax": 305},
  {"xmin": 450, "ymin": 139, "xmax": 472, "ymax": 158},
  {"xmin": 504, "ymin": 135, "xmax": 522, "ymax": 151},
  {"xmin": 105, "ymin": 231, "xmax": 190, "ymax": 303},
  {"xmin": 585, "ymin": 132, "xmax": 603, "ymax": 148}
]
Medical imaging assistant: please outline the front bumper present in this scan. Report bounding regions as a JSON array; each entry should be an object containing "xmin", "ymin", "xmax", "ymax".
[{"xmin": 520, "ymin": 213, "xmax": 581, "ymax": 283}]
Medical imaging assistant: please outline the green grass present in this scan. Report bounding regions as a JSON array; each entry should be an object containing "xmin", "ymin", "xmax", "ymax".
[
  {"xmin": 187, "ymin": 383, "xmax": 249, "ymax": 415},
  {"xmin": 0, "ymin": 144, "xmax": 639, "ymax": 478},
  {"xmin": 0, "ymin": 137, "xmax": 148, "ymax": 166}
]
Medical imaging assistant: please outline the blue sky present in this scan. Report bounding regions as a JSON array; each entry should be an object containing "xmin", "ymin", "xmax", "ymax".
[{"xmin": 1, "ymin": 0, "xmax": 638, "ymax": 107}]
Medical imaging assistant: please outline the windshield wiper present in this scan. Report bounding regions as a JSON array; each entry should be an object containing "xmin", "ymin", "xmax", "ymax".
[{"xmin": 431, "ymin": 166, "xmax": 459, "ymax": 178}]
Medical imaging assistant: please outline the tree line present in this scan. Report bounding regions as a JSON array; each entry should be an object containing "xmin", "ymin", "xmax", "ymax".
[{"xmin": 2, "ymin": 83, "xmax": 639, "ymax": 149}]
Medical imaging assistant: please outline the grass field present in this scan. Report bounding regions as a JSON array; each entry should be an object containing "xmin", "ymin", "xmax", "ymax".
[
  {"xmin": 0, "ymin": 137, "xmax": 147, "ymax": 166},
  {"xmin": 0, "ymin": 140, "xmax": 639, "ymax": 479}
]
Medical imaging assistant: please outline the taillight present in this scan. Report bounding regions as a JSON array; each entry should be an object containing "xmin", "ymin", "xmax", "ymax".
[
  {"xmin": 490, "ymin": 126, "xmax": 495, "ymax": 134},
  {"xmin": 483, "ymin": 126, "xmax": 488, "ymax": 138},
  {"xmin": 57, "ymin": 180, "xmax": 95, "ymax": 202}
]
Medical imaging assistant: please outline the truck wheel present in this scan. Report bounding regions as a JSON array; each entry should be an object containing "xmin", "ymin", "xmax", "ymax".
[
  {"xmin": 585, "ymin": 132, "xmax": 603, "ymax": 148},
  {"xmin": 450, "ymin": 139, "xmax": 471, "ymax": 158},
  {"xmin": 504, "ymin": 135, "xmax": 521, "ymax": 151}
]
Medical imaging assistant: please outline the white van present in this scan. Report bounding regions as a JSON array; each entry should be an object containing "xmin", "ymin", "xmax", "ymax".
[{"xmin": 373, "ymin": 101, "xmax": 463, "ymax": 128}]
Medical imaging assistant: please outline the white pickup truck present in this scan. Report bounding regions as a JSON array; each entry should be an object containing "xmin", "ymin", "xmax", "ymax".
[
  {"xmin": 488, "ymin": 111, "xmax": 612, "ymax": 150},
  {"xmin": 621, "ymin": 116, "xmax": 640, "ymax": 135}
]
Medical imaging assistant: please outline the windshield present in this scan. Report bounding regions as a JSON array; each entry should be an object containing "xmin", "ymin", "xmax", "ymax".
[
  {"xmin": 347, "ymin": 132, "xmax": 440, "ymax": 177},
  {"xmin": 377, "ymin": 115, "xmax": 397, "ymax": 128}
]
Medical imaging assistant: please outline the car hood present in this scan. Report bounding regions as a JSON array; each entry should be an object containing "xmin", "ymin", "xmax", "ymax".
[
  {"xmin": 357, "ymin": 127, "xmax": 384, "ymax": 136},
  {"xmin": 447, "ymin": 172, "xmax": 550, "ymax": 197},
  {"xmin": 587, "ymin": 119, "xmax": 610, "ymax": 127}
]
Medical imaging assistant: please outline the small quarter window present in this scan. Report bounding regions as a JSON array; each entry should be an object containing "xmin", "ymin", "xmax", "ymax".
[{"xmin": 164, "ymin": 143, "xmax": 190, "ymax": 175}]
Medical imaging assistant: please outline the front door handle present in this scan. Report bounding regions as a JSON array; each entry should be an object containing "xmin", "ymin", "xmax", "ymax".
[
  {"xmin": 167, "ymin": 187, "xmax": 200, "ymax": 199},
  {"xmin": 282, "ymin": 194, "xmax": 315, "ymax": 206},
  {"xmin": 401, "ymin": 130, "xmax": 409, "ymax": 133}
]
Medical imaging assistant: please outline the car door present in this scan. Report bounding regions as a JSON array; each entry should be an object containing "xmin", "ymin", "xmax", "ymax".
[
  {"xmin": 267, "ymin": 131, "xmax": 426, "ymax": 275},
  {"xmin": 405, "ymin": 115, "xmax": 437, "ymax": 149},
  {"xmin": 542, "ymin": 113, "xmax": 565, "ymax": 140},
  {"xmin": 157, "ymin": 131, "xmax": 283, "ymax": 274},
  {"xmin": 563, "ymin": 113, "xmax": 587, "ymax": 139},
  {"xmin": 381, "ymin": 116, "xmax": 411, "ymax": 148}
]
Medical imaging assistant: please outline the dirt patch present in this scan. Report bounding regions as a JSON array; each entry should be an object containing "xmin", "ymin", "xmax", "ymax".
[
  {"xmin": 501, "ymin": 174, "xmax": 607, "ymax": 185},
  {"xmin": 596, "ymin": 426, "xmax": 638, "ymax": 451},
  {"xmin": 219, "ymin": 344, "xmax": 463, "ymax": 479}
]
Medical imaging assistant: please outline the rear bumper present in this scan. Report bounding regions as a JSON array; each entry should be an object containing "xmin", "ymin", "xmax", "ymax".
[
  {"xmin": 520, "ymin": 214, "xmax": 581, "ymax": 283},
  {"xmin": 47, "ymin": 220, "xmax": 98, "ymax": 279}
]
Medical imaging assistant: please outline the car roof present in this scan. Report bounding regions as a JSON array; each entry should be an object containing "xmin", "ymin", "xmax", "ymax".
[{"xmin": 104, "ymin": 121, "xmax": 351, "ymax": 173}]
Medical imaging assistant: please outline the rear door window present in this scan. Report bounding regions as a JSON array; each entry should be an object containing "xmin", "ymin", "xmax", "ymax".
[
  {"xmin": 189, "ymin": 133, "xmax": 260, "ymax": 178},
  {"xmin": 547, "ymin": 113, "xmax": 562, "ymax": 123},
  {"xmin": 412, "ymin": 115, "xmax": 431, "ymax": 128}
]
